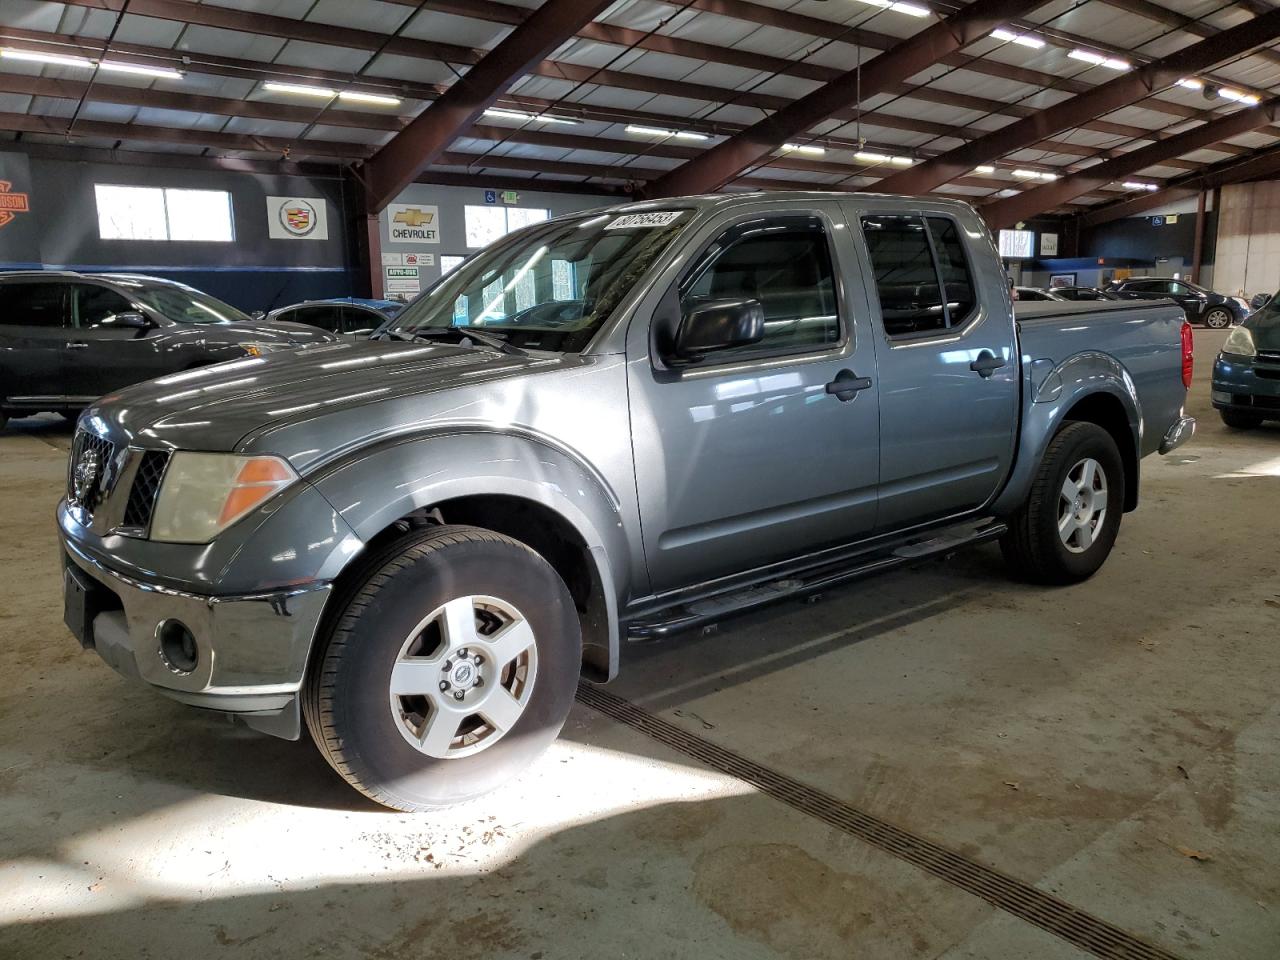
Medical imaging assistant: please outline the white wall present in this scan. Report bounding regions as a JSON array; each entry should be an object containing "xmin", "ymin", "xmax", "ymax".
[{"xmin": 1213, "ymin": 182, "xmax": 1280, "ymax": 298}]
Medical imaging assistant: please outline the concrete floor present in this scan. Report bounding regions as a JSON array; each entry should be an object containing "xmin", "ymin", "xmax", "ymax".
[{"xmin": 1, "ymin": 328, "xmax": 1277, "ymax": 959}]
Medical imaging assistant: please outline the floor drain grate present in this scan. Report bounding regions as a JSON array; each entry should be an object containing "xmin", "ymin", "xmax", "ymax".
[{"xmin": 577, "ymin": 681, "xmax": 1185, "ymax": 960}]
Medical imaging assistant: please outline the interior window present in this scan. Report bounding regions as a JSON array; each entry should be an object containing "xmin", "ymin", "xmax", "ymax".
[
  {"xmin": 0, "ymin": 282, "xmax": 67, "ymax": 327},
  {"xmin": 680, "ymin": 217, "xmax": 840, "ymax": 358},
  {"xmin": 75, "ymin": 285, "xmax": 135, "ymax": 327},
  {"xmin": 861, "ymin": 214, "xmax": 977, "ymax": 337}
]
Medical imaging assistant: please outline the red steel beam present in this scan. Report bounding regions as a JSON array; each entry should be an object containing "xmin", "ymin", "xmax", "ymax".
[
  {"xmin": 362, "ymin": 0, "xmax": 615, "ymax": 210},
  {"xmin": 982, "ymin": 97, "xmax": 1280, "ymax": 228},
  {"xmin": 876, "ymin": 7, "xmax": 1280, "ymax": 197},
  {"xmin": 642, "ymin": 0, "xmax": 1051, "ymax": 198},
  {"xmin": 1079, "ymin": 143, "xmax": 1280, "ymax": 226}
]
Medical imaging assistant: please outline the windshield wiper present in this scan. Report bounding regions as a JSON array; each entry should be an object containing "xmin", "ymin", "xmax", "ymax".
[{"xmin": 397, "ymin": 327, "xmax": 527, "ymax": 357}]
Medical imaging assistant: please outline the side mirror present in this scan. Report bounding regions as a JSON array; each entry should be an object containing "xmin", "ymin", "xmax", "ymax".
[
  {"xmin": 671, "ymin": 298, "xmax": 764, "ymax": 363},
  {"xmin": 106, "ymin": 311, "xmax": 152, "ymax": 329}
]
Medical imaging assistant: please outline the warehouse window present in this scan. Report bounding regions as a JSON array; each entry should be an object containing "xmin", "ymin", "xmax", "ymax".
[
  {"xmin": 463, "ymin": 205, "xmax": 549, "ymax": 249},
  {"xmin": 94, "ymin": 185, "xmax": 235, "ymax": 242}
]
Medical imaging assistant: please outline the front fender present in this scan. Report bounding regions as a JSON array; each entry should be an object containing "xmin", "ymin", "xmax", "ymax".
[
  {"xmin": 307, "ymin": 427, "xmax": 631, "ymax": 677},
  {"xmin": 993, "ymin": 351, "xmax": 1142, "ymax": 516}
]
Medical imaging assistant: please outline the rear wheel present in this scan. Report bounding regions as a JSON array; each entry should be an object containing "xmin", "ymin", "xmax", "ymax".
[
  {"xmin": 1220, "ymin": 408, "xmax": 1263, "ymax": 430},
  {"xmin": 1001, "ymin": 421, "xmax": 1124, "ymax": 585},
  {"xmin": 304, "ymin": 525, "xmax": 581, "ymax": 812},
  {"xmin": 1203, "ymin": 308, "xmax": 1232, "ymax": 329}
]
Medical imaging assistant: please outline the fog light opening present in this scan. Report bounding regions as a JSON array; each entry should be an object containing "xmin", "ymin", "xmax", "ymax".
[{"xmin": 157, "ymin": 619, "xmax": 199, "ymax": 674}]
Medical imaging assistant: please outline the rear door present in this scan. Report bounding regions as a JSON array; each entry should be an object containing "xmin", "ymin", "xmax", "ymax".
[
  {"xmin": 65, "ymin": 282, "xmax": 170, "ymax": 398},
  {"xmin": 0, "ymin": 280, "xmax": 72, "ymax": 407},
  {"xmin": 853, "ymin": 208, "xmax": 1019, "ymax": 532}
]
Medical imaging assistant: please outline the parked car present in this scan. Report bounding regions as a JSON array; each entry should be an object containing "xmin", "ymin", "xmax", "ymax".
[
  {"xmin": 267, "ymin": 297, "xmax": 406, "ymax": 338},
  {"xmin": 1105, "ymin": 277, "xmax": 1246, "ymax": 328},
  {"xmin": 0, "ymin": 272, "xmax": 336, "ymax": 426},
  {"xmin": 1212, "ymin": 291, "xmax": 1280, "ymax": 428},
  {"xmin": 1049, "ymin": 286, "xmax": 1118, "ymax": 302},
  {"xmin": 1013, "ymin": 286, "xmax": 1062, "ymax": 301},
  {"xmin": 59, "ymin": 194, "xmax": 1195, "ymax": 811}
]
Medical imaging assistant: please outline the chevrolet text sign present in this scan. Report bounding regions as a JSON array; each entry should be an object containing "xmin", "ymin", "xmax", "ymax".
[{"xmin": 388, "ymin": 203, "xmax": 441, "ymax": 244}]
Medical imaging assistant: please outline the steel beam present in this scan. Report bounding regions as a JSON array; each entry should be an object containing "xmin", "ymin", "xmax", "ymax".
[
  {"xmin": 1079, "ymin": 143, "xmax": 1280, "ymax": 226},
  {"xmin": 982, "ymin": 97, "xmax": 1280, "ymax": 228},
  {"xmin": 875, "ymin": 7, "xmax": 1280, "ymax": 197},
  {"xmin": 361, "ymin": 0, "xmax": 614, "ymax": 211},
  {"xmin": 642, "ymin": 0, "xmax": 1051, "ymax": 198}
]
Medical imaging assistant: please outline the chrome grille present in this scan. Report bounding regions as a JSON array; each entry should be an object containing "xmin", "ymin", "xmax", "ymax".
[
  {"xmin": 122, "ymin": 451, "xmax": 170, "ymax": 531},
  {"xmin": 67, "ymin": 431, "xmax": 117, "ymax": 511}
]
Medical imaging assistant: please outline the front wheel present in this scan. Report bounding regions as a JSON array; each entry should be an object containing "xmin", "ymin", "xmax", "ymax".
[
  {"xmin": 304, "ymin": 525, "xmax": 581, "ymax": 812},
  {"xmin": 1220, "ymin": 408, "xmax": 1262, "ymax": 430},
  {"xmin": 1203, "ymin": 308, "xmax": 1232, "ymax": 329},
  {"xmin": 1000, "ymin": 422, "xmax": 1125, "ymax": 585}
]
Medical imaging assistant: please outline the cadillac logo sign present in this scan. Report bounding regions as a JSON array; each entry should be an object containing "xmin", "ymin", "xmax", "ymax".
[
  {"xmin": 71, "ymin": 448, "xmax": 102, "ymax": 508},
  {"xmin": 0, "ymin": 180, "xmax": 30, "ymax": 230},
  {"xmin": 279, "ymin": 198, "xmax": 318, "ymax": 237}
]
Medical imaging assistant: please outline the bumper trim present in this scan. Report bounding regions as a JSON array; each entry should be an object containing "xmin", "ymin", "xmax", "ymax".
[{"xmin": 1159, "ymin": 416, "xmax": 1196, "ymax": 454}]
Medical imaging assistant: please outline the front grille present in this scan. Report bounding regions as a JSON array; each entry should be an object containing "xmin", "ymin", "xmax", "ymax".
[
  {"xmin": 122, "ymin": 451, "xmax": 170, "ymax": 530},
  {"xmin": 1258, "ymin": 350, "xmax": 1280, "ymax": 362},
  {"xmin": 1251, "ymin": 395, "xmax": 1280, "ymax": 411}
]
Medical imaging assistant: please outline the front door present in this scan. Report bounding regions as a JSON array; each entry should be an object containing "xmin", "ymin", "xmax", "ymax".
[
  {"xmin": 628, "ymin": 207, "xmax": 881, "ymax": 593},
  {"xmin": 853, "ymin": 208, "xmax": 1020, "ymax": 532},
  {"xmin": 0, "ymin": 280, "xmax": 72, "ymax": 409},
  {"xmin": 64, "ymin": 283, "xmax": 170, "ymax": 398}
]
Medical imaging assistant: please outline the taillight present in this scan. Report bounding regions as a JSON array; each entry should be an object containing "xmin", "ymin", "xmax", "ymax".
[{"xmin": 1180, "ymin": 321, "xmax": 1194, "ymax": 389}]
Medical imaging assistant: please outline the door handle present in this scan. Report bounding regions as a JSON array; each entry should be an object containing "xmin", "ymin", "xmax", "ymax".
[
  {"xmin": 969, "ymin": 351, "xmax": 1006, "ymax": 378},
  {"xmin": 825, "ymin": 369, "xmax": 873, "ymax": 402},
  {"xmin": 65, "ymin": 342, "xmax": 89, "ymax": 349}
]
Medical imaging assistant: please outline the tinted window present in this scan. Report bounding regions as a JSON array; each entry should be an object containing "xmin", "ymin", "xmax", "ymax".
[
  {"xmin": 0, "ymin": 282, "xmax": 67, "ymax": 327},
  {"xmin": 1019, "ymin": 289, "xmax": 1053, "ymax": 301},
  {"xmin": 681, "ymin": 217, "xmax": 840, "ymax": 357},
  {"xmin": 128, "ymin": 283, "xmax": 249, "ymax": 323},
  {"xmin": 926, "ymin": 217, "xmax": 976, "ymax": 325},
  {"xmin": 861, "ymin": 214, "xmax": 977, "ymax": 337},
  {"xmin": 341, "ymin": 306, "xmax": 379, "ymax": 334},
  {"xmin": 1167, "ymin": 282, "xmax": 1190, "ymax": 295},
  {"xmin": 292, "ymin": 306, "xmax": 342, "ymax": 332},
  {"xmin": 75, "ymin": 284, "xmax": 136, "ymax": 327}
]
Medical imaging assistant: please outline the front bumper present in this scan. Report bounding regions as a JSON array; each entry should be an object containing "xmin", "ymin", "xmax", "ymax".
[
  {"xmin": 1212, "ymin": 354, "xmax": 1280, "ymax": 419},
  {"xmin": 62, "ymin": 535, "xmax": 331, "ymax": 740}
]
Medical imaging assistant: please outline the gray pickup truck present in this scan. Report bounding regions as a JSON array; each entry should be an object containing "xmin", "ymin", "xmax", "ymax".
[{"xmin": 59, "ymin": 193, "xmax": 1195, "ymax": 811}]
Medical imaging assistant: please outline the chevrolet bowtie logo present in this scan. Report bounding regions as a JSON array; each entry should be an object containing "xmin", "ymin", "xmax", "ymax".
[{"xmin": 393, "ymin": 208, "xmax": 434, "ymax": 228}]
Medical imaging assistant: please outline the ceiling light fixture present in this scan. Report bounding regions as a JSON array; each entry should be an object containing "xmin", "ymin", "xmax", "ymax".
[
  {"xmin": 262, "ymin": 81, "xmax": 336, "ymax": 98},
  {"xmin": 98, "ymin": 60, "xmax": 184, "ymax": 79},
  {"xmin": 1122, "ymin": 181, "xmax": 1160, "ymax": 191},
  {"xmin": 783, "ymin": 143, "xmax": 826, "ymax": 155},
  {"xmin": 974, "ymin": 165, "xmax": 996, "ymax": 174},
  {"xmin": 857, "ymin": 0, "xmax": 931, "ymax": 15},
  {"xmin": 1176, "ymin": 77, "xmax": 1203, "ymax": 90},
  {"xmin": 1013, "ymin": 168, "xmax": 1057, "ymax": 181},
  {"xmin": 855, "ymin": 151, "xmax": 915, "ymax": 166},
  {"xmin": 1218, "ymin": 87, "xmax": 1261, "ymax": 106},
  {"xmin": 990, "ymin": 28, "xmax": 1045, "ymax": 49},
  {"xmin": 625, "ymin": 124, "xmax": 708, "ymax": 141},
  {"xmin": 338, "ymin": 90, "xmax": 401, "ymax": 106},
  {"xmin": 1, "ymin": 48, "xmax": 94, "ymax": 68},
  {"xmin": 484, "ymin": 107, "xmax": 580, "ymax": 125},
  {"xmin": 1068, "ymin": 49, "xmax": 1130, "ymax": 70}
]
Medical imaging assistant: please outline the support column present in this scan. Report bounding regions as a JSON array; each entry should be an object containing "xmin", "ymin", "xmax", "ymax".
[
  {"xmin": 1191, "ymin": 190, "xmax": 1206, "ymax": 285},
  {"xmin": 366, "ymin": 213, "xmax": 383, "ymax": 300}
]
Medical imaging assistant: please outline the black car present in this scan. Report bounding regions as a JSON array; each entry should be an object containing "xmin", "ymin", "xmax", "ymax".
[
  {"xmin": 266, "ymin": 298, "xmax": 405, "ymax": 338},
  {"xmin": 1049, "ymin": 286, "xmax": 1118, "ymax": 302},
  {"xmin": 0, "ymin": 272, "xmax": 336, "ymax": 426},
  {"xmin": 1105, "ymin": 277, "xmax": 1247, "ymax": 328}
]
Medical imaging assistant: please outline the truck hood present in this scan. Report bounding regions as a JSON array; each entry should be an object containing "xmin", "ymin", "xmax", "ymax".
[
  {"xmin": 89, "ymin": 339, "xmax": 579, "ymax": 462},
  {"xmin": 1245, "ymin": 303, "xmax": 1280, "ymax": 350}
]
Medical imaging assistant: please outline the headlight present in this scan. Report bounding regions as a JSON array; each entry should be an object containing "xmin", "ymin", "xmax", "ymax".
[
  {"xmin": 1221, "ymin": 325, "xmax": 1257, "ymax": 358},
  {"xmin": 150, "ymin": 452, "xmax": 298, "ymax": 543},
  {"xmin": 241, "ymin": 342, "xmax": 289, "ymax": 357}
]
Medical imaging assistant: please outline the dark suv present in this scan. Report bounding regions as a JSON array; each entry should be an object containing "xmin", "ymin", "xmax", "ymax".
[
  {"xmin": 1106, "ymin": 277, "xmax": 1246, "ymax": 328},
  {"xmin": 0, "ymin": 272, "xmax": 336, "ymax": 426}
]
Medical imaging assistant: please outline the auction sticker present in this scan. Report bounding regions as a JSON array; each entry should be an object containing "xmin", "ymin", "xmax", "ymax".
[{"xmin": 604, "ymin": 211, "xmax": 683, "ymax": 230}]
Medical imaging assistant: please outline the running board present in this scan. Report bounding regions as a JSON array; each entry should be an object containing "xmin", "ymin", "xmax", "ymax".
[{"xmin": 624, "ymin": 519, "xmax": 1008, "ymax": 642}]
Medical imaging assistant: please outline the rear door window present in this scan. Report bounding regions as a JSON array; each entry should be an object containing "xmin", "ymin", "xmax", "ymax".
[
  {"xmin": 860, "ymin": 214, "xmax": 977, "ymax": 337},
  {"xmin": 293, "ymin": 305, "xmax": 342, "ymax": 332},
  {"xmin": 0, "ymin": 282, "xmax": 69, "ymax": 327}
]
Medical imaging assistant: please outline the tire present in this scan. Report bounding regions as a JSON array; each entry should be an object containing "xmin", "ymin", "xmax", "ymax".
[
  {"xmin": 1000, "ymin": 421, "xmax": 1125, "ymax": 585},
  {"xmin": 304, "ymin": 525, "xmax": 581, "ymax": 812},
  {"xmin": 1203, "ymin": 308, "xmax": 1232, "ymax": 329},
  {"xmin": 1220, "ymin": 408, "xmax": 1262, "ymax": 430}
]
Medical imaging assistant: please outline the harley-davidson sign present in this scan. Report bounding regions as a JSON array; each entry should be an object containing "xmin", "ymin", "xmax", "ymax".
[{"xmin": 0, "ymin": 180, "xmax": 30, "ymax": 229}]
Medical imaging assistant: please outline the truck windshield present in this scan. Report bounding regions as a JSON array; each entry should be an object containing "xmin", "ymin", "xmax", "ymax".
[{"xmin": 386, "ymin": 209, "xmax": 690, "ymax": 352}]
